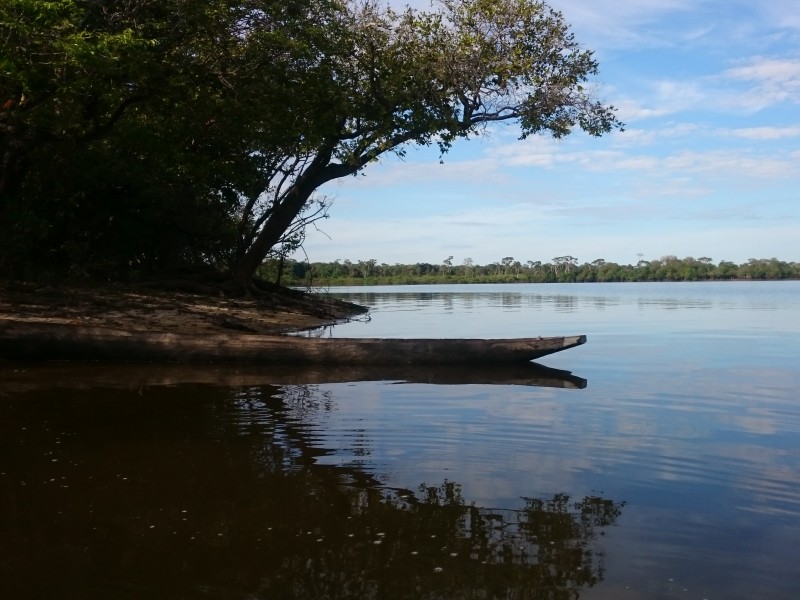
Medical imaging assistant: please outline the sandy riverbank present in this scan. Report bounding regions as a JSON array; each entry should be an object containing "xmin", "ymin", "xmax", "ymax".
[{"xmin": 0, "ymin": 282, "xmax": 367, "ymax": 336}]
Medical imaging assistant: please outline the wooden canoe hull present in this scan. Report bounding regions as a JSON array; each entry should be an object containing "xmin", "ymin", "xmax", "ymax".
[{"xmin": 0, "ymin": 320, "xmax": 586, "ymax": 365}]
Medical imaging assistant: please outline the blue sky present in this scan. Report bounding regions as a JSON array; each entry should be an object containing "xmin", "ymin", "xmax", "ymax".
[{"xmin": 298, "ymin": 0, "xmax": 800, "ymax": 267}]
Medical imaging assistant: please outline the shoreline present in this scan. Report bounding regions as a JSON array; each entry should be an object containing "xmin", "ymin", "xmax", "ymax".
[{"xmin": 0, "ymin": 282, "xmax": 367, "ymax": 337}]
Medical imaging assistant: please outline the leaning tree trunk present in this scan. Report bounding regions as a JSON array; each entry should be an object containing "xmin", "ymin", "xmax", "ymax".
[
  {"xmin": 232, "ymin": 178, "xmax": 315, "ymax": 285},
  {"xmin": 231, "ymin": 152, "xmax": 358, "ymax": 286}
]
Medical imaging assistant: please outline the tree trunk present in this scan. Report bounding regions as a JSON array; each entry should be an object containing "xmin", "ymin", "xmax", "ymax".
[
  {"xmin": 231, "ymin": 151, "xmax": 358, "ymax": 285},
  {"xmin": 230, "ymin": 177, "xmax": 317, "ymax": 287}
]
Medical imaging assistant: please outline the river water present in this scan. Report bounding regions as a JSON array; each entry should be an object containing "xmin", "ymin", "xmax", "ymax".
[{"xmin": 1, "ymin": 281, "xmax": 799, "ymax": 599}]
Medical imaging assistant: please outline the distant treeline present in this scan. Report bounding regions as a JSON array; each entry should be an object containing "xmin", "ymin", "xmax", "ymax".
[{"xmin": 260, "ymin": 255, "xmax": 800, "ymax": 286}]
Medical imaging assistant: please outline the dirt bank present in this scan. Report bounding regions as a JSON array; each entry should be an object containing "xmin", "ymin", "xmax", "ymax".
[{"xmin": 0, "ymin": 282, "xmax": 367, "ymax": 336}]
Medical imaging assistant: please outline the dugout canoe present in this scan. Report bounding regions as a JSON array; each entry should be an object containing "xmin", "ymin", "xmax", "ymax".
[{"xmin": 0, "ymin": 320, "xmax": 586, "ymax": 365}]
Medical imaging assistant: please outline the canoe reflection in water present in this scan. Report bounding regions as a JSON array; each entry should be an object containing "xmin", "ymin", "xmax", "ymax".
[
  {"xmin": 1, "ymin": 366, "xmax": 613, "ymax": 599},
  {"xmin": 1, "ymin": 360, "xmax": 587, "ymax": 392}
]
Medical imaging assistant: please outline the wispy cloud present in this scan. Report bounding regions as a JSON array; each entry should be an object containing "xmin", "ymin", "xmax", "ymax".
[
  {"xmin": 717, "ymin": 57, "xmax": 800, "ymax": 110},
  {"xmin": 754, "ymin": 1, "xmax": 800, "ymax": 32},
  {"xmin": 552, "ymin": 0, "xmax": 702, "ymax": 48},
  {"xmin": 718, "ymin": 126, "xmax": 800, "ymax": 140},
  {"xmin": 595, "ymin": 55, "xmax": 800, "ymax": 124},
  {"xmin": 486, "ymin": 136, "xmax": 798, "ymax": 180},
  {"xmin": 621, "ymin": 80, "xmax": 710, "ymax": 121}
]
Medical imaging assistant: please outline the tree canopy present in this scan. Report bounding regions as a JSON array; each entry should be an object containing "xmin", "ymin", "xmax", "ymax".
[
  {"xmin": 265, "ymin": 255, "xmax": 800, "ymax": 286},
  {"xmin": 1, "ymin": 0, "xmax": 621, "ymax": 285}
]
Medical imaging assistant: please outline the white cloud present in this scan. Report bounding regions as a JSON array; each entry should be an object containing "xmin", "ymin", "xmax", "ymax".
[
  {"xmin": 327, "ymin": 154, "xmax": 508, "ymax": 191},
  {"xmin": 613, "ymin": 149, "xmax": 797, "ymax": 180},
  {"xmin": 601, "ymin": 56, "xmax": 800, "ymax": 122},
  {"xmin": 486, "ymin": 137, "xmax": 797, "ymax": 181},
  {"xmin": 754, "ymin": 1, "xmax": 800, "ymax": 32},
  {"xmin": 717, "ymin": 57, "xmax": 800, "ymax": 110},
  {"xmin": 617, "ymin": 80, "xmax": 709, "ymax": 123},
  {"xmin": 718, "ymin": 126, "xmax": 800, "ymax": 140},
  {"xmin": 615, "ymin": 98, "xmax": 678, "ymax": 121},
  {"xmin": 725, "ymin": 57, "xmax": 800, "ymax": 83},
  {"xmin": 550, "ymin": 0, "xmax": 702, "ymax": 48}
]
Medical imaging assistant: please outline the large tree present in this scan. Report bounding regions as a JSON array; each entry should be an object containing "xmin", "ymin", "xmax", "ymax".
[
  {"xmin": 228, "ymin": 0, "xmax": 623, "ymax": 283},
  {"xmin": 1, "ymin": 0, "xmax": 343, "ymax": 277},
  {"xmin": 1, "ymin": 0, "xmax": 621, "ymax": 284}
]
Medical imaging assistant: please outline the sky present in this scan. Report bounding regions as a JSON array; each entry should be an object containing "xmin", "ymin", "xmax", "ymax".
[{"xmin": 297, "ymin": 0, "xmax": 800, "ymax": 267}]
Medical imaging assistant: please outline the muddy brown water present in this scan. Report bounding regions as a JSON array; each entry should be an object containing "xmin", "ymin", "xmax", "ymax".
[{"xmin": 2, "ymin": 281, "xmax": 799, "ymax": 599}]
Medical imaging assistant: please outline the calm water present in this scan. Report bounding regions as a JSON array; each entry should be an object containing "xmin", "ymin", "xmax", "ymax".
[{"xmin": 2, "ymin": 281, "xmax": 799, "ymax": 599}]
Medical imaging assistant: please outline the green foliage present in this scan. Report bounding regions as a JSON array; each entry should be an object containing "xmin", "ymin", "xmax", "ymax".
[
  {"xmin": 2, "ymin": 0, "xmax": 621, "ymax": 282},
  {"xmin": 2, "ymin": 0, "xmax": 335, "ymax": 278},
  {"xmin": 268, "ymin": 256, "xmax": 800, "ymax": 287}
]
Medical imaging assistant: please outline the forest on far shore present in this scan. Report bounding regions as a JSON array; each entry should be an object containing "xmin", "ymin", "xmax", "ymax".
[{"xmin": 261, "ymin": 255, "xmax": 800, "ymax": 287}]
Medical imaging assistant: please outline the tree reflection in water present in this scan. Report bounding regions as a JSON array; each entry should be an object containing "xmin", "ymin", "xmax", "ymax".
[
  {"xmin": 0, "ymin": 380, "xmax": 624, "ymax": 599},
  {"xmin": 228, "ymin": 384, "xmax": 625, "ymax": 599}
]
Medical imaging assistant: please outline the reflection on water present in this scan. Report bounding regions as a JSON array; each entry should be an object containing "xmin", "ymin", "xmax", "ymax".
[
  {"xmin": 2, "ymin": 281, "xmax": 800, "ymax": 599},
  {"xmin": 0, "ymin": 381, "xmax": 620, "ymax": 599},
  {"xmin": 322, "ymin": 281, "xmax": 799, "ymax": 340},
  {"xmin": 0, "ymin": 362, "xmax": 588, "ymax": 391}
]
